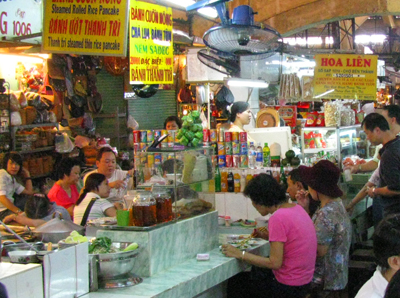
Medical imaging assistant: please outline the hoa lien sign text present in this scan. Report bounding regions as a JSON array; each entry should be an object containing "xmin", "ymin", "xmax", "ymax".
[{"xmin": 321, "ymin": 57, "xmax": 372, "ymax": 68}]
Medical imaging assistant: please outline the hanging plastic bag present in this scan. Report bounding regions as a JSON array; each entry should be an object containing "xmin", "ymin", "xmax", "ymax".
[
  {"xmin": 127, "ymin": 115, "xmax": 139, "ymax": 130},
  {"xmin": 55, "ymin": 132, "xmax": 74, "ymax": 153}
]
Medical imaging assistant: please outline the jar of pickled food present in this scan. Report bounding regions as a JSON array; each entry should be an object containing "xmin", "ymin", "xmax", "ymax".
[
  {"xmin": 131, "ymin": 191, "xmax": 157, "ymax": 226},
  {"xmin": 152, "ymin": 188, "xmax": 173, "ymax": 223}
]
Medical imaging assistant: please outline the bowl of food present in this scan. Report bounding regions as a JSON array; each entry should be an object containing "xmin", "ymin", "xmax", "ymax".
[{"xmin": 8, "ymin": 250, "xmax": 38, "ymax": 264}]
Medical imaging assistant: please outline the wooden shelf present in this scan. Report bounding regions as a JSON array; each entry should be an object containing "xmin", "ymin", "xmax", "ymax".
[
  {"xmin": 17, "ymin": 146, "xmax": 55, "ymax": 154},
  {"xmin": 11, "ymin": 123, "xmax": 58, "ymax": 130}
]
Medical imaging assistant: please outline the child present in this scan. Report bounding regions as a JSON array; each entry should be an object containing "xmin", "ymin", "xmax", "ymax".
[{"xmin": 74, "ymin": 173, "xmax": 119, "ymax": 226}]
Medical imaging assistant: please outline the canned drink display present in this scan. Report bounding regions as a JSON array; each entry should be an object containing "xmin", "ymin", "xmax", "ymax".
[
  {"xmin": 147, "ymin": 154, "xmax": 154, "ymax": 167},
  {"xmin": 218, "ymin": 155, "xmax": 226, "ymax": 167},
  {"xmin": 231, "ymin": 131, "xmax": 239, "ymax": 142},
  {"xmin": 240, "ymin": 154, "xmax": 248, "ymax": 168},
  {"xmin": 232, "ymin": 142, "xmax": 240, "ymax": 155},
  {"xmin": 167, "ymin": 130, "xmax": 175, "ymax": 143},
  {"xmin": 239, "ymin": 131, "xmax": 247, "ymax": 142},
  {"xmin": 167, "ymin": 142, "xmax": 174, "ymax": 147},
  {"xmin": 154, "ymin": 130, "xmax": 162, "ymax": 140},
  {"xmin": 212, "ymin": 155, "xmax": 218, "ymax": 166},
  {"xmin": 203, "ymin": 142, "xmax": 211, "ymax": 147},
  {"xmin": 140, "ymin": 130, "xmax": 147, "ymax": 143},
  {"xmin": 154, "ymin": 153, "xmax": 162, "ymax": 166},
  {"xmin": 233, "ymin": 155, "xmax": 240, "ymax": 168},
  {"xmin": 133, "ymin": 143, "xmax": 140, "ymax": 153},
  {"xmin": 203, "ymin": 129, "xmax": 210, "ymax": 142},
  {"xmin": 217, "ymin": 142, "xmax": 225, "ymax": 155},
  {"xmin": 218, "ymin": 129, "xmax": 224, "ymax": 142},
  {"xmin": 139, "ymin": 142, "xmax": 147, "ymax": 151},
  {"xmin": 240, "ymin": 142, "xmax": 248, "ymax": 155},
  {"xmin": 224, "ymin": 131, "xmax": 232, "ymax": 142},
  {"xmin": 210, "ymin": 129, "xmax": 217, "ymax": 142},
  {"xmin": 161, "ymin": 130, "xmax": 168, "ymax": 142},
  {"xmin": 147, "ymin": 130, "xmax": 154, "ymax": 142},
  {"xmin": 226, "ymin": 155, "xmax": 233, "ymax": 167},
  {"xmin": 225, "ymin": 142, "xmax": 232, "ymax": 155},
  {"xmin": 133, "ymin": 131, "xmax": 141, "ymax": 143}
]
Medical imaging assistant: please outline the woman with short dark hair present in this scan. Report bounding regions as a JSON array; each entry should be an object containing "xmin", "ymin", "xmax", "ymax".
[
  {"xmin": 0, "ymin": 152, "xmax": 33, "ymax": 220},
  {"xmin": 223, "ymin": 174, "xmax": 317, "ymax": 298}
]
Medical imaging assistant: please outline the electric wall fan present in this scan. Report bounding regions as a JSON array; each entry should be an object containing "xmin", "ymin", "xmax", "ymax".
[
  {"xmin": 187, "ymin": 0, "xmax": 281, "ymax": 56},
  {"xmin": 197, "ymin": 49, "xmax": 240, "ymax": 76},
  {"xmin": 132, "ymin": 84, "xmax": 159, "ymax": 98}
]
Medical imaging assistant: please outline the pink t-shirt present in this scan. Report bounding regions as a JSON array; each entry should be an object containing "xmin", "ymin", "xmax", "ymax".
[
  {"xmin": 48, "ymin": 183, "xmax": 79, "ymax": 210},
  {"xmin": 268, "ymin": 204, "xmax": 317, "ymax": 286}
]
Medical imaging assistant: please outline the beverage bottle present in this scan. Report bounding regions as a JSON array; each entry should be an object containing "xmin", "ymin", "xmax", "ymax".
[
  {"xmin": 221, "ymin": 169, "xmax": 228, "ymax": 192},
  {"xmin": 280, "ymin": 164, "xmax": 288, "ymax": 190},
  {"xmin": 240, "ymin": 170, "xmax": 246, "ymax": 192},
  {"xmin": 215, "ymin": 163, "xmax": 221, "ymax": 192},
  {"xmin": 245, "ymin": 169, "xmax": 253, "ymax": 186},
  {"xmin": 227, "ymin": 171, "xmax": 234, "ymax": 192},
  {"xmin": 272, "ymin": 166, "xmax": 280, "ymax": 183},
  {"xmin": 234, "ymin": 170, "xmax": 241, "ymax": 193},
  {"xmin": 248, "ymin": 142, "xmax": 256, "ymax": 169},
  {"xmin": 263, "ymin": 143, "xmax": 271, "ymax": 167},
  {"xmin": 255, "ymin": 142, "xmax": 263, "ymax": 168}
]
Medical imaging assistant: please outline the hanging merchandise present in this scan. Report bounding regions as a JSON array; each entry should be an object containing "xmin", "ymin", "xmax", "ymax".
[
  {"xmin": 301, "ymin": 76, "xmax": 315, "ymax": 101},
  {"xmin": 55, "ymin": 132, "xmax": 75, "ymax": 153}
]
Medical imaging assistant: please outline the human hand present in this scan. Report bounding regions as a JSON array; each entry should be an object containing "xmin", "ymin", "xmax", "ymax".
[
  {"xmin": 21, "ymin": 167, "xmax": 30, "ymax": 178},
  {"xmin": 345, "ymin": 204, "xmax": 354, "ymax": 215},
  {"xmin": 114, "ymin": 202, "xmax": 124, "ymax": 210},
  {"xmin": 252, "ymin": 227, "xmax": 269, "ymax": 240},
  {"xmin": 344, "ymin": 165, "xmax": 359, "ymax": 174},
  {"xmin": 367, "ymin": 187, "xmax": 376, "ymax": 198},
  {"xmin": 3, "ymin": 214, "xmax": 16, "ymax": 224},
  {"xmin": 109, "ymin": 180, "xmax": 125, "ymax": 189},
  {"xmin": 221, "ymin": 244, "xmax": 241, "ymax": 259},
  {"xmin": 295, "ymin": 190, "xmax": 310, "ymax": 209}
]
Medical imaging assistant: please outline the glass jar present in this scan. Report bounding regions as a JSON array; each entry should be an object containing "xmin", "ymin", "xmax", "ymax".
[
  {"xmin": 152, "ymin": 188, "xmax": 173, "ymax": 223},
  {"xmin": 131, "ymin": 191, "xmax": 157, "ymax": 226}
]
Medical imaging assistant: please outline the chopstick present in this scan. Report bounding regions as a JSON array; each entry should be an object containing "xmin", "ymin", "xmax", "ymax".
[{"xmin": 237, "ymin": 226, "xmax": 268, "ymax": 246}]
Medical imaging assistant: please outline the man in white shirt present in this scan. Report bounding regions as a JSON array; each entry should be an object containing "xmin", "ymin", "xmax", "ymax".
[
  {"xmin": 83, "ymin": 147, "xmax": 133, "ymax": 201},
  {"xmin": 355, "ymin": 214, "xmax": 400, "ymax": 298}
]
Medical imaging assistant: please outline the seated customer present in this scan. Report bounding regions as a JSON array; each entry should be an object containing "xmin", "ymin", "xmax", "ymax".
[
  {"xmin": 355, "ymin": 214, "xmax": 400, "ymax": 298},
  {"xmin": 223, "ymin": 174, "xmax": 317, "ymax": 298},
  {"xmin": 299, "ymin": 160, "xmax": 352, "ymax": 296},
  {"xmin": 74, "ymin": 173, "xmax": 119, "ymax": 226},
  {"xmin": 0, "ymin": 152, "xmax": 33, "ymax": 220},
  {"xmin": 47, "ymin": 158, "xmax": 81, "ymax": 216},
  {"xmin": 3, "ymin": 194, "xmax": 71, "ymax": 227}
]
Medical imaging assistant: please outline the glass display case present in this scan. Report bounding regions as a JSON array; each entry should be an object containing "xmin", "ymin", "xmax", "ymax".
[
  {"xmin": 113, "ymin": 146, "xmax": 215, "ymax": 231},
  {"xmin": 300, "ymin": 125, "xmax": 364, "ymax": 168}
]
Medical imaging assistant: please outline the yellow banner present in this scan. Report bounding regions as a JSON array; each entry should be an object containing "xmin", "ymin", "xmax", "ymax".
[
  {"xmin": 313, "ymin": 54, "xmax": 378, "ymax": 100},
  {"xmin": 129, "ymin": 1, "xmax": 173, "ymax": 84},
  {"xmin": 42, "ymin": 0, "xmax": 129, "ymax": 56}
]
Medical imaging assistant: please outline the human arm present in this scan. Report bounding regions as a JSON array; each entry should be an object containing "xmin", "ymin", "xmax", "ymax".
[
  {"xmin": 0, "ymin": 195, "xmax": 21, "ymax": 214},
  {"xmin": 3, "ymin": 213, "xmax": 46, "ymax": 227},
  {"xmin": 346, "ymin": 181, "xmax": 374, "ymax": 213},
  {"xmin": 368, "ymin": 186, "xmax": 400, "ymax": 198},
  {"xmin": 221, "ymin": 241, "xmax": 284, "ymax": 270},
  {"xmin": 252, "ymin": 227, "xmax": 269, "ymax": 240},
  {"xmin": 19, "ymin": 168, "xmax": 33, "ymax": 195},
  {"xmin": 346, "ymin": 160, "xmax": 378, "ymax": 174},
  {"xmin": 295, "ymin": 190, "xmax": 310, "ymax": 214},
  {"xmin": 104, "ymin": 206, "xmax": 117, "ymax": 217}
]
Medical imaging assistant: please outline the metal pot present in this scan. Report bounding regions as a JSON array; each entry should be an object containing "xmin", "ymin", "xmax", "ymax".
[
  {"xmin": 89, "ymin": 242, "xmax": 140, "ymax": 279},
  {"xmin": 33, "ymin": 217, "xmax": 85, "ymax": 243}
]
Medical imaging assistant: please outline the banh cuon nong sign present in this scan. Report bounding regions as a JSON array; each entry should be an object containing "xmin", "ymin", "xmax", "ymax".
[
  {"xmin": 313, "ymin": 54, "xmax": 378, "ymax": 100},
  {"xmin": 42, "ymin": 0, "xmax": 129, "ymax": 56},
  {"xmin": 129, "ymin": 1, "xmax": 173, "ymax": 84}
]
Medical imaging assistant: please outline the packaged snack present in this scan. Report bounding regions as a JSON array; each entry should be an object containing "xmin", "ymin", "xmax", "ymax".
[
  {"xmin": 305, "ymin": 112, "xmax": 318, "ymax": 127},
  {"xmin": 324, "ymin": 101, "xmax": 341, "ymax": 127},
  {"xmin": 304, "ymin": 131, "xmax": 315, "ymax": 149},
  {"xmin": 316, "ymin": 112, "xmax": 325, "ymax": 127}
]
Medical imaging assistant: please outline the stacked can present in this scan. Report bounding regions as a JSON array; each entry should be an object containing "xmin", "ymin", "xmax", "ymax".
[
  {"xmin": 224, "ymin": 131, "xmax": 232, "ymax": 167},
  {"xmin": 217, "ymin": 140, "xmax": 225, "ymax": 167},
  {"xmin": 231, "ymin": 131, "xmax": 239, "ymax": 168},
  {"xmin": 239, "ymin": 132, "xmax": 248, "ymax": 168}
]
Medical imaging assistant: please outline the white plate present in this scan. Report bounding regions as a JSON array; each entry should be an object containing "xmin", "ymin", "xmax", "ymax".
[{"xmin": 88, "ymin": 217, "xmax": 117, "ymax": 226}]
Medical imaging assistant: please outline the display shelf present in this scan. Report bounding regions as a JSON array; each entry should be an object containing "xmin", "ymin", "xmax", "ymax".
[
  {"xmin": 303, "ymin": 148, "xmax": 336, "ymax": 154},
  {"xmin": 11, "ymin": 123, "xmax": 59, "ymax": 131},
  {"xmin": 17, "ymin": 146, "xmax": 55, "ymax": 154},
  {"xmin": 31, "ymin": 173, "xmax": 52, "ymax": 179}
]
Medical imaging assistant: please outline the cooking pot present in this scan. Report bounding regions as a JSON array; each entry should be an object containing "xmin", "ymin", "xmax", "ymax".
[
  {"xmin": 33, "ymin": 217, "xmax": 85, "ymax": 243},
  {"xmin": 89, "ymin": 242, "xmax": 140, "ymax": 279},
  {"xmin": 3, "ymin": 241, "xmax": 45, "ymax": 255}
]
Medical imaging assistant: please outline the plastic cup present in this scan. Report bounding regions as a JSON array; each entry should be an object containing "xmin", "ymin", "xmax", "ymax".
[{"xmin": 117, "ymin": 210, "xmax": 130, "ymax": 226}]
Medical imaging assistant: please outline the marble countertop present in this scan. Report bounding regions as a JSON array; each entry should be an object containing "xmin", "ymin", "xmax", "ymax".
[
  {"xmin": 81, "ymin": 237, "xmax": 269, "ymax": 298},
  {"xmin": 0, "ymin": 262, "xmax": 42, "ymax": 279}
]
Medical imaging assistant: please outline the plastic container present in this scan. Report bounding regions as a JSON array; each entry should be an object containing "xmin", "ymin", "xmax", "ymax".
[{"xmin": 131, "ymin": 191, "xmax": 157, "ymax": 226}]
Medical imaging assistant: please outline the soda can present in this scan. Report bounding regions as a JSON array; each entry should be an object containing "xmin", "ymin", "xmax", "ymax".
[
  {"xmin": 154, "ymin": 153, "xmax": 162, "ymax": 166},
  {"xmin": 224, "ymin": 131, "xmax": 232, "ymax": 142},
  {"xmin": 167, "ymin": 130, "xmax": 175, "ymax": 143},
  {"xmin": 239, "ymin": 132, "xmax": 247, "ymax": 142},
  {"xmin": 133, "ymin": 131, "xmax": 141, "ymax": 143},
  {"xmin": 161, "ymin": 130, "xmax": 168, "ymax": 142},
  {"xmin": 203, "ymin": 142, "xmax": 211, "ymax": 147},
  {"xmin": 218, "ymin": 129, "xmax": 224, "ymax": 142},
  {"xmin": 233, "ymin": 155, "xmax": 240, "ymax": 168},
  {"xmin": 210, "ymin": 129, "xmax": 217, "ymax": 142},
  {"xmin": 226, "ymin": 154, "xmax": 233, "ymax": 167},
  {"xmin": 217, "ymin": 142, "xmax": 225, "ymax": 155},
  {"xmin": 139, "ymin": 142, "xmax": 147, "ymax": 151},
  {"xmin": 203, "ymin": 129, "xmax": 210, "ymax": 142},
  {"xmin": 147, "ymin": 154, "xmax": 154, "ymax": 167},
  {"xmin": 133, "ymin": 143, "xmax": 140, "ymax": 153},
  {"xmin": 147, "ymin": 130, "xmax": 154, "ymax": 142},
  {"xmin": 240, "ymin": 154, "xmax": 248, "ymax": 168},
  {"xmin": 218, "ymin": 155, "xmax": 226, "ymax": 168},
  {"xmin": 231, "ymin": 131, "xmax": 239, "ymax": 142},
  {"xmin": 232, "ymin": 141, "xmax": 240, "ymax": 155},
  {"xmin": 154, "ymin": 130, "xmax": 162, "ymax": 140},
  {"xmin": 225, "ymin": 142, "xmax": 232, "ymax": 155},
  {"xmin": 240, "ymin": 142, "xmax": 248, "ymax": 155},
  {"xmin": 140, "ymin": 130, "xmax": 147, "ymax": 143},
  {"xmin": 212, "ymin": 155, "xmax": 218, "ymax": 167}
]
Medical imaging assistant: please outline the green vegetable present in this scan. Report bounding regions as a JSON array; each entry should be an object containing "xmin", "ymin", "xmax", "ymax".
[
  {"xmin": 191, "ymin": 137, "xmax": 200, "ymax": 147},
  {"xmin": 191, "ymin": 110, "xmax": 200, "ymax": 119},
  {"xmin": 89, "ymin": 237, "xmax": 112, "ymax": 254},
  {"xmin": 182, "ymin": 121, "xmax": 191, "ymax": 129},
  {"xmin": 64, "ymin": 230, "xmax": 88, "ymax": 243},
  {"xmin": 176, "ymin": 130, "xmax": 184, "ymax": 139},
  {"xmin": 179, "ymin": 136, "xmax": 189, "ymax": 146},
  {"xmin": 192, "ymin": 124, "xmax": 202, "ymax": 132},
  {"xmin": 181, "ymin": 116, "xmax": 188, "ymax": 121},
  {"xmin": 195, "ymin": 131, "xmax": 203, "ymax": 139},
  {"xmin": 123, "ymin": 242, "xmax": 139, "ymax": 252},
  {"xmin": 185, "ymin": 131, "xmax": 195, "ymax": 140},
  {"xmin": 186, "ymin": 116, "xmax": 193, "ymax": 124}
]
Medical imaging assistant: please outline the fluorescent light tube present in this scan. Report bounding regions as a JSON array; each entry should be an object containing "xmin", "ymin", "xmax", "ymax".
[{"xmin": 227, "ymin": 78, "xmax": 269, "ymax": 88}]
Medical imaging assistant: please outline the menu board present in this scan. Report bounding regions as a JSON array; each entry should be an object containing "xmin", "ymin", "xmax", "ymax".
[
  {"xmin": 42, "ymin": 0, "xmax": 129, "ymax": 56},
  {"xmin": 129, "ymin": 1, "xmax": 173, "ymax": 84},
  {"xmin": 313, "ymin": 54, "xmax": 378, "ymax": 100}
]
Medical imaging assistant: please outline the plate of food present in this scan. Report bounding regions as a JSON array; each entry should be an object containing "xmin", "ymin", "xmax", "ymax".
[{"xmin": 88, "ymin": 217, "xmax": 117, "ymax": 226}]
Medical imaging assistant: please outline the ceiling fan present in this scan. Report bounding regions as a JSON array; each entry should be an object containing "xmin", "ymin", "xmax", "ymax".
[
  {"xmin": 187, "ymin": 0, "xmax": 281, "ymax": 56},
  {"xmin": 197, "ymin": 48, "xmax": 240, "ymax": 76}
]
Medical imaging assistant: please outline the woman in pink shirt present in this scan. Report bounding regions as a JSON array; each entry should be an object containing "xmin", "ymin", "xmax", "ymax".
[
  {"xmin": 47, "ymin": 158, "xmax": 81, "ymax": 217},
  {"xmin": 222, "ymin": 174, "xmax": 317, "ymax": 298}
]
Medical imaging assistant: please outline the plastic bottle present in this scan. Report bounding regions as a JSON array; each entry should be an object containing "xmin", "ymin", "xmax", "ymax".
[
  {"xmin": 280, "ymin": 164, "xmax": 287, "ymax": 190},
  {"xmin": 240, "ymin": 170, "xmax": 246, "ymax": 192},
  {"xmin": 263, "ymin": 143, "xmax": 271, "ymax": 167},
  {"xmin": 215, "ymin": 163, "xmax": 221, "ymax": 192},
  {"xmin": 255, "ymin": 142, "xmax": 263, "ymax": 168},
  {"xmin": 227, "ymin": 171, "xmax": 234, "ymax": 192},
  {"xmin": 234, "ymin": 170, "xmax": 241, "ymax": 193},
  {"xmin": 221, "ymin": 169, "xmax": 228, "ymax": 192},
  {"xmin": 248, "ymin": 142, "xmax": 256, "ymax": 169},
  {"xmin": 272, "ymin": 166, "xmax": 280, "ymax": 183},
  {"xmin": 246, "ymin": 169, "xmax": 253, "ymax": 186}
]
